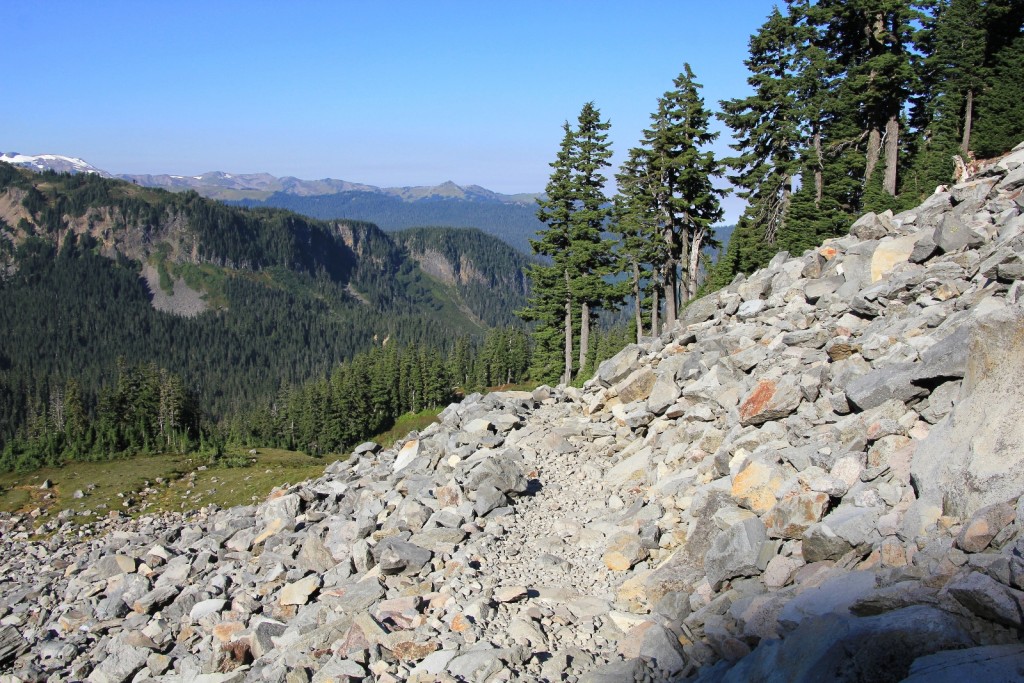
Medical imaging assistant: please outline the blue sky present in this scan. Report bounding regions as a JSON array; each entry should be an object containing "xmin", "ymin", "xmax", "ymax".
[{"xmin": 5, "ymin": 1, "xmax": 782, "ymax": 222}]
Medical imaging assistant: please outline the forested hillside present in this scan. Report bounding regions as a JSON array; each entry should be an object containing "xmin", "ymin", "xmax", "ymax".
[
  {"xmin": 392, "ymin": 226, "xmax": 532, "ymax": 327},
  {"xmin": 229, "ymin": 190, "xmax": 544, "ymax": 255},
  {"xmin": 0, "ymin": 164, "xmax": 532, "ymax": 470}
]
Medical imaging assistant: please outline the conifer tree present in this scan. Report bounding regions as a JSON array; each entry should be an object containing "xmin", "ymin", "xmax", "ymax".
[
  {"xmin": 521, "ymin": 103, "xmax": 616, "ymax": 385},
  {"xmin": 972, "ymin": 6, "xmax": 1024, "ymax": 157},
  {"xmin": 518, "ymin": 262, "xmax": 568, "ymax": 384},
  {"xmin": 530, "ymin": 122, "xmax": 578, "ymax": 385},
  {"xmin": 818, "ymin": 0, "xmax": 917, "ymax": 199},
  {"xmin": 619, "ymin": 65, "xmax": 725, "ymax": 327},
  {"xmin": 567, "ymin": 103, "xmax": 617, "ymax": 371},
  {"xmin": 720, "ymin": 8, "xmax": 804, "ymax": 247},
  {"xmin": 613, "ymin": 149, "xmax": 668, "ymax": 339}
]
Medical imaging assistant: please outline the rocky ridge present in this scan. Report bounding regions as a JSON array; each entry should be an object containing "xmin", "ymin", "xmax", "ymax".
[{"xmin": 4, "ymin": 145, "xmax": 1024, "ymax": 681}]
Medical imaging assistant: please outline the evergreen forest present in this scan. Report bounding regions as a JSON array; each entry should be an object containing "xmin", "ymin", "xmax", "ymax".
[{"xmin": 0, "ymin": 164, "xmax": 536, "ymax": 471}]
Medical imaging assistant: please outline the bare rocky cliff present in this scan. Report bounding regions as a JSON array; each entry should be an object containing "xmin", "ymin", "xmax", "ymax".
[{"xmin": 3, "ymin": 145, "xmax": 1024, "ymax": 681}]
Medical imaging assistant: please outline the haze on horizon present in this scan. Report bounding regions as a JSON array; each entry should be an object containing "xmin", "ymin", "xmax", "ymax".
[{"xmin": 5, "ymin": 1, "xmax": 782, "ymax": 223}]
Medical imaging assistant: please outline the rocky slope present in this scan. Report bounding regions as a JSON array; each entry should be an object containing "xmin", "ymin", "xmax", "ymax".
[{"xmin": 3, "ymin": 146, "xmax": 1024, "ymax": 682}]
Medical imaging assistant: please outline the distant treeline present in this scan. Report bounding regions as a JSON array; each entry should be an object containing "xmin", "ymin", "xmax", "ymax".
[{"xmin": 0, "ymin": 328, "xmax": 535, "ymax": 471}]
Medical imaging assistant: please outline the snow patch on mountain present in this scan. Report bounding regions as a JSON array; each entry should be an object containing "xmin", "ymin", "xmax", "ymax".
[{"xmin": 0, "ymin": 152, "xmax": 111, "ymax": 177}]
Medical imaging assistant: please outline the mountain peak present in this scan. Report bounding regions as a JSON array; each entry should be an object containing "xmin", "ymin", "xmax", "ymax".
[{"xmin": 0, "ymin": 152, "xmax": 112, "ymax": 177}]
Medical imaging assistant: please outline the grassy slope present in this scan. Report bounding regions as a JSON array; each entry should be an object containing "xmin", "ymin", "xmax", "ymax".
[
  {"xmin": 0, "ymin": 449, "xmax": 327, "ymax": 528},
  {"xmin": 0, "ymin": 407, "xmax": 445, "ymax": 532}
]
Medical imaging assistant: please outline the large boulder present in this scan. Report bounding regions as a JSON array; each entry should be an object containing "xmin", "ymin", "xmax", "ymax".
[
  {"xmin": 597, "ymin": 344, "xmax": 644, "ymax": 386},
  {"xmin": 902, "ymin": 644, "xmax": 1024, "ymax": 683},
  {"xmin": 737, "ymin": 378, "xmax": 803, "ymax": 426},
  {"xmin": 614, "ymin": 366, "xmax": 658, "ymax": 404},
  {"xmin": 703, "ymin": 516, "xmax": 769, "ymax": 590},
  {"xmin": 870, "ymin": 232, "xmax": 923, "ymax": 282},
  {"xmin": 911, "ymin": 303, "xmax": 1024, "ymax": 518},
  {"xmin": 701, "ymin": 606, "xmax": 973, "ymax": 683}
]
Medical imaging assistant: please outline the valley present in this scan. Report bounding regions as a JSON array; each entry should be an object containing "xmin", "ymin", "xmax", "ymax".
[{"xmin": 0, "ymin": 164, "xmax": 536, "ymax": 471}]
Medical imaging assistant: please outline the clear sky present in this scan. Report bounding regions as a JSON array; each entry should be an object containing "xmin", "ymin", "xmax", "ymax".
[{"xmin": 5, "ymin": 1, "xmax": 782, "ymax": 223}]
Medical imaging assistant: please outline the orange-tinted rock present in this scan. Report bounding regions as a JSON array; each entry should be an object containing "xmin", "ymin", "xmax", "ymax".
[
  {"xmin": 212, "ymin": 621, "xmax": 245, "ymax": 643},
  {"xmin": 450, "ymin": 613, "xmax": 473, "ymax": 633},
  {"xmin": 739, "ymin": 381, "xmax": 776, "ymax": 422},
  {"xmin": 390, "ymin": 640, "xmax": 439, "ymax": 662},
  {"xmin": 732, "ymin": 460, "xmax": 788, "ymax": 514},
  {"xmin": 879, "ymin": 537, "xmax": 908, "ymax": 567},
  {"xmin": 615, "ymin": 367, "xmax": 658, "ymax": 404},
  {"xmin": 956, "ymin": 502, "xmax": 1016, "ymax": 553},
  {"xmin": 603, "ymin": 533, "xmax": 649, "ymax": 572},
  {"xmin": 738, "ymin": 379, "xmax": 802, "ymax": 427},
  {"xmin": 764, "ymin": 493, "xmax": 830, "ymax": 539},
  {"xmin": 435, "ymin": 482, "xmax": 463, "ymax": 508}
]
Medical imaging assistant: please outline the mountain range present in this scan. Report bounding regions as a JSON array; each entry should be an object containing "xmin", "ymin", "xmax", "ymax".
[
  {"xmin": 0, "ymin": 153, "xmax": 545, "ymax": 253},
  {"xmin": 0, "ymin": 162, "xmax": 531, "ymax": 449}
]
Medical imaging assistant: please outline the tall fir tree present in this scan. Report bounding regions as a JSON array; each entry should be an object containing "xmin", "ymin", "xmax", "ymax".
[
  {"xmin": 719, "ymin": 8, "xmax": 804, "ymax": 247},
  {"xmin": 527, "ymin": 122, "xmax": 578, "ymax": 385},
  {"xmin": 567, "ymin": 102, "xmax": 617, "ymax": 373},
  {"xmin": 813, "ymin": 0, "xmax": 918, "ymax": 207},
  {"xmin": 521, "ymin": 103, "xmax": 616, "ymax": 385},
  {"xmin": 613, "ymin": 149, "xmax": 665, "ymax": 340},
  {"xmin": 972, "ymin": 1, "xmax": 1024, "ymax": 157},
  {"xmin": 620, "ymin": 65, "xmax": 726, "ymax": 327}
]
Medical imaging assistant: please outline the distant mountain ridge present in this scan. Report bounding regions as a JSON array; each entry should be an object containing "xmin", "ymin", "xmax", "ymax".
[
  {"xmin": 0, "ymin": 152, "xmax": 729, "ymax": 257},
  {"xmin": 0, "ymin": 151, "xmax": 539, "ymax": 204},
  {"xmin": 0, "ymin": 152, "xmax": 112, "ymax": 177},
  {"xmin": 1, "ymin": 151, "xmax": 546, "ymax": 253}
]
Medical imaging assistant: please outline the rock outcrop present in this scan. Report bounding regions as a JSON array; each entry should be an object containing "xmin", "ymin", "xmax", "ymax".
[{"xmin": 4, "ymin": 143, "xmax": 1024, "ymax": 682}]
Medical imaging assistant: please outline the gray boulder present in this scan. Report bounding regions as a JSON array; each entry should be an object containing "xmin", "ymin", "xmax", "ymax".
[
  {"xmin": 946, "ymin": 571, "xmax": 1024, "ymax": 628},
  {"xmin": 704, "ymin": 516, "xmax": 769, "ymax": 590},
  {"xmin": 85, "ymin": 641, "xmax": 149, "ymax": 683},
  {"xmin": 850, "ymin": 211, "xmax": 892, "ymax": 240},
  {"xmin": 596, "ymin": 344, "xmax": 644, "ymax": 386},
  {"xmin": 0, "ymin": 625, "xmax": 26, "ymax": 667},
  {"xmin": 373, "ymin": 538, "xmax": 432, "ymax": 575},
  {"xmin": 902, "ymin": 644, "xmax": 1024, "ymax": 683},
  {"xmin": 708, "ymin": 606, "xmax": 973, "ymax": 683},
  {"xmin": 911, "ymin": 304, "xmax": 1024, "ymax": 517},
  {"xmin": 464, "ymin": 450, "xmax": 528, "ymax": 496}
]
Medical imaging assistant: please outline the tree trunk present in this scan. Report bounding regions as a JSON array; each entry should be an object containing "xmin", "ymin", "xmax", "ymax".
[
  {"xmin": 651, "ymin": 286, "xmax": 660, "ymax": 338},
  {"xmin": 961, "ymin": 88, "xmax": 973, "ymax": 156},
  {"xmin": 865, "ymin": 127, "xmax": 882, "ymax": 182},
  {"xmin": 578, "ymin": 301, "xmax": 590, "ymax": 374},
  {"xmin": 770, "ymin": 175, "xmax": 792, "ymax": 243},
  {"xmin": 633, "ymin": 259, "xmax": 643, "ymax": 343},
  {"xmin": 883, "ymin": 115, "xmax": 899, "ymax": 196},
  {"xmin": 663, "ymin": 227, "xmax": 677, "ymax": 328},
  {"xmin": 663, "ymin": 262, "xmax": 676, "ymax": 329},
  {"xmin": 679, "ymin": 226, "xmax": 692, "ymax": 308},
  {"xmin": 687, "ymin": 224, "xmax": 706, "ymax": 301},
  {"xmin": 563, "ymin": 269, "xmax": 573, "ymax": 386},
  {"xmin": 814, "ymin": 131, "xmax": 823, "ymax": 207}
]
